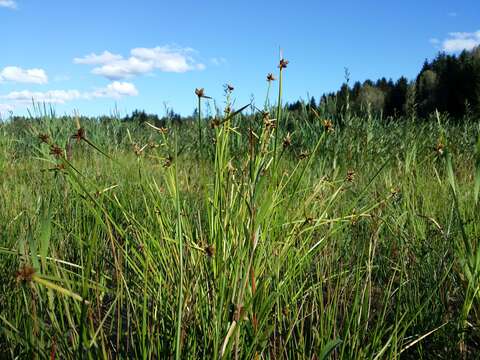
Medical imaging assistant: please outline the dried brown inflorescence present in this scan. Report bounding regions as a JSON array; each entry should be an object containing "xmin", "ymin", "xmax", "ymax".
[
  {"xmin": 163, "ymin": 154, "xmax": 174, "ymax": 168},
  {"xmin": 205, "ymin": 244, "xmax": 215, "ymax": 258},
  {"xmin": 278, "ymin": 58, "xmax": 289, "ymax": 69},
  {"xmin": 323, "ymin": 119, "xmax": 334, "ymax": 133},
  {"xmin": 282, "ymin": 132, "xmax": 292, "ymax": 148},
  {"xmin": 263, "ymin": 112, "xmax": 276, "ymax": 129},
  {"xmin": 195, "ymin": 88, "xmax": 205, "ymax": 98},
  {"xmin": 71, "ymin": 128, "xmax": 86, "ymax": 143},
  {"xmin": 133, "ymin": 144, "xmax": 143, "ymax": 157},
  {"xmin": 210, "ymin": 118, "xmax": 221, "ymax": 129},
  {"xmin": 16, "ymin": 264, "xmax": 36, "ymax": 284},
  {"xmin": 390, "ymin": 187, "xmax": 401, "ymax": 200},
  {"xmin": 346, "ymin": 170, "xmax": 356, "ymax": 182},
  {"xmin": 299, "ymin": 150, "xmax": 309, "ymax": 160},
  {"xmin": 49, "ymin": 144, "xmax": 64, "ymax": 158},
  {"xmin": 38, "ymin": 133, "xmax": 50, "ymax": 144}
]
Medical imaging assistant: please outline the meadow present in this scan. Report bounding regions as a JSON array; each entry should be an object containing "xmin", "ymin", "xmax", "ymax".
[{"xmin": 1, "ymin": 73, "xmax": 480, "ymax": 359}]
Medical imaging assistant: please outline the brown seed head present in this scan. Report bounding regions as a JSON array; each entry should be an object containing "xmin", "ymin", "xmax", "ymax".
[
  {"xmin": 278, "ymin": 58, "xmax": 289, "ymax": 69},
  {"xmin": 303, "ymin": 216, "xmax": 314, "ymax": 226},
  {"xmin": 55, "ymin": 163, "xmax": 66, "ymax": 171},
  {"xmin": 323, "ymin": 119, "xmax": 334, "ymax": 132},
  {"xmin": 16, "ymin": 264, "xmax": 36, "ymax": 283},
  {"xmin": 71, "ymin": 128, "xmax": 86, "ymax": 142},
  {"xmin": 266, "ymin": 73, "xmax": 276, "ymax": 82},
  {"xmin": 390, "ymin": 187, "xmax": 400, "ymax": 199},
  {"xmin": 226, "ymin": 84, "xmax": 234, "ymax": 92},
  {"xmin": 205, "ymin": 244, "xmax": 216, "ymax": 258},
  {"xmin": 346, "ymin": 170, "xmax": 355, "ymax": 182},
  {"xmin": 163, "ymin": 154, "xmax": 173, "ymax": 168},
  {"xmin": 38, "ymin": 133, "xmax": 50, "ymax": 144},
  {"xmin": 299, "ymin": 150, "xmax": 309, "ymax": 160},
  {"xmin": 49, "ymin": 144, "xmax": 64, "ymax": 158},
  {"xmin": 210, "ymin": 118, "xmax": 221, "ymax": 129},
  {"xmin": 262, "ymin": 111, "xmax": 276, "ymax": 129},
  {"xmin": 195, "ymin": 88, "xmax": 205, "ymax": 98},
  {"xmin": 264, "ymin": 118, "xmax": 276, "ymax": 129},
  {"xmin": 133, "ymin": 144, "xmax": 143, "ymax": 156},
  {"xmin": 282, "ymin": 132, "xmax": 292, "ymax": 148}
]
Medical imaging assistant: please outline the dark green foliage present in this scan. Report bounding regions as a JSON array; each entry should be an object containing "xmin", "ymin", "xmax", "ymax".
[{"xmin": 314, "ymin": 47, "xmax": 480, "ymax": 120}]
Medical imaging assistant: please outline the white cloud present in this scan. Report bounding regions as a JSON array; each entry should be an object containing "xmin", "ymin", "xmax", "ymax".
[
  {"xmin": 92, "ymin": 57, "xmax": 154, "ymax": 79},
  {"xmin": 442, "ymin": 30, "xmax": 480, "ymax": 52},
  {"xmin": 90, "ymin": 81, "xmax": 138, "ymax": 98},
  {"xmin": 4, "ymin": 89, "xmax": 82, "ymax": 104},
  {"xmin": 74, "ymin": 51, "xmax": 123, "ymax": 65},
  {"xmin": 0, "ymin": 0, "xmax": 16, "ymax": 9},
  {"xmin": 1, "ymin": 82, "xmax": 138, "ymax": 108},
  {"xmin": 75, "ymin": 46, "xmax": 205, "ymax": 79},
  {"xmin": 0, "ymin": 66, "xmax": 48, "ymax": 84},
  {"xmin": 131, "ymin": 46, "xmax": 201, "ymax": 72}
]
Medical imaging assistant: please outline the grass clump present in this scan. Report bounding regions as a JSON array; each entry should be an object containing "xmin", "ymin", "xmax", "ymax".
[{"xmin": 0, "ymin": 64, "xmax": 480, "ymax": 359}]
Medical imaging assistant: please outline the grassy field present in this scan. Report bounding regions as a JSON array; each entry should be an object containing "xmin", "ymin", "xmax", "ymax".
[{"xmin": 1, "ymin": 84, "xmax": 480, "ymax": 359}]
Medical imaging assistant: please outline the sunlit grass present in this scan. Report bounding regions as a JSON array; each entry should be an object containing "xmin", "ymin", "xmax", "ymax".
[{"xmin": 0, "ymin": 66, "xmax": 479, "ymax": 359}]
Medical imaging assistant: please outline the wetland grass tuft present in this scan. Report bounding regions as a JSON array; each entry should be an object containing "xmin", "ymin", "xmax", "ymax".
[{"xmin": 0, "ymin": 65, "xmax": 479, "ymax": 359}]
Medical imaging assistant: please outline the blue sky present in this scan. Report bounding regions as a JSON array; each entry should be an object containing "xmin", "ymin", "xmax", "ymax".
[{"xmin": 0, "ymin": 0, "xmax": 479, "ymax": 117}]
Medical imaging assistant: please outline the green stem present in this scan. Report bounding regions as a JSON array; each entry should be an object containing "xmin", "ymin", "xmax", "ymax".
[
  {"xmin": 174, "ymin": 134, "xmax": 184, "ymax": 360},
  {"xmin": 198, "ymin": 97, "xmax": 202, "ymax": 155},
  {"xmin": 274, "ymin": 69, "xmax": 283, "ymax": 170}
]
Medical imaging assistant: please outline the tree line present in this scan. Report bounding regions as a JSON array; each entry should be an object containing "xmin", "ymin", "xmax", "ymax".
[{"xmin": 289, "ymin": 46, "xmax": 480, "ymax": 120}]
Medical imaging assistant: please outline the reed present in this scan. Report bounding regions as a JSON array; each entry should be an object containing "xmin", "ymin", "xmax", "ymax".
[{"xmin": 0, "ymin": 69, "xmax": 479, "ymax": 359}]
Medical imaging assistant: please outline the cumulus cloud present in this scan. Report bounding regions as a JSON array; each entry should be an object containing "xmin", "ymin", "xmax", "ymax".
[
  {"xmin": 92, "ymin": 57, "xmax": 153, "ymax": 79},
  {"xmin": 90, "ymin": 81, "xmax": 139, "ymax": 98},
  {"xmin": 75, "ymin": 46, "xmax": 205, "ymax": 79},
  {"xmin": 74, "ymin": 51, "xmax": 123, "ymax": 65},
  {"xmin": 130, "ymin": 47, "xmax": 203, "ymax": 72},
  {"xmin": 0, "ymin": 66, "xmax": 48, "ymax": 84},
  {"xmin": 4, "ymin": 89, "xmax": 82, "ymax": 104},
  {"xmin": 1, "ymin": 82, "xmax": 138, "ymax": 109},
  {"xmin": 442, "ymin": 30, "xmax": 480, "ymax": 52},
  {"xmin": 0, "ymin": 0, "xmax": 17, "ymax": 9}
]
